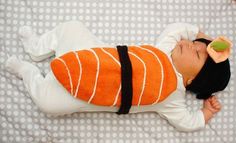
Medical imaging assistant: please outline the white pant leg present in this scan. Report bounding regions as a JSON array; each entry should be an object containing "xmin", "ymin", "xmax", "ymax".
[
  {"xmin": 30, "ymin": 21, "xmax": 110, "ymax": 60},
  {"xmin": 18, "ymin": 21, "xmax": 113, "ymax": 115},
  {"xmin": 12, "ymin": 59, "xmax": 87, "ymax": 115},
  {"xmin": 39, "ymin": 72, "xmax": 90, "ymax": 115},
  {"xmin": 53, "ymin": 21, "xmax": 111, "ymax": 56}
]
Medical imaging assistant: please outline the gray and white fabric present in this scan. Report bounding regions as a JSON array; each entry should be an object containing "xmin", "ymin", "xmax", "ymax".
[{"xmin": 0, "ymin": 0, "xmax": 235, "ymax": 142}]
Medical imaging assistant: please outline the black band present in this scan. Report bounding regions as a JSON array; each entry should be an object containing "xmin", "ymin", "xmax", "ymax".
[
  {"xmin": 193, "ymin": 38, "xmax": 212, "ymax": 46},
  {"xmin": 116, "ymin": 45, "xmax": 133, "ymax": 115}
]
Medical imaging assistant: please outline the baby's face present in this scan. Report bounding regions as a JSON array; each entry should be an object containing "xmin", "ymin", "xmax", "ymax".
[{"xmin": 171, "ymin": 39, "xmax": 208, "ymax": 80}]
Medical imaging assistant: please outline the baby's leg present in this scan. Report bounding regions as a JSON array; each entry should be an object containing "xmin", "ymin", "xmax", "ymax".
[
  {"xmin": 19, "ymin": 26, "xmax": 55, "ymax": 62},
  {"xmin": 52, "ymin": 21, "xmax": 111, "ymax": 56},
  {"xmin": 5, "ymin": 56, "xmax": 86, "ymax": 115},
  {"xmin": 20, "ymin": 21, "xmax": 110, "ymax": 61}
]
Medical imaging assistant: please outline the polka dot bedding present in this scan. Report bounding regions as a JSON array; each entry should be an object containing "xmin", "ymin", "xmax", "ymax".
[{"xmin": 0, "ymin": 0, "xmax": 235, "ymax": 142}]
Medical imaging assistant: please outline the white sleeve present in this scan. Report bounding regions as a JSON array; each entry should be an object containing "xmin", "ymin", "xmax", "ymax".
[
  {"xmin": 156, "ymin": 23, "xmax": 200, "ymax": 54},
  {"xmin": 157, "ymin": 90, "xmax": 205, "ymax": 132}
]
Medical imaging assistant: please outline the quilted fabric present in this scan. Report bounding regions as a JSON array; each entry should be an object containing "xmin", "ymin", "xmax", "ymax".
[{"xmin": 0, "ymin": 0, "xmax": 235, "ymax": 142}]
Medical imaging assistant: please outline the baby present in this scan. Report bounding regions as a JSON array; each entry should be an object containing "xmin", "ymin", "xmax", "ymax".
[{"xmin": 5, "ymin": 21, "xmax": 232, "ymax": 132}]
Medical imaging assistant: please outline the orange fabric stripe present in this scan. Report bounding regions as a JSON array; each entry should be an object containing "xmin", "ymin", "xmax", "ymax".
[
  {"xmin": 140, "ymin": 45, "xmax": 177, "ymax": 102},
  {"xmin": 75, "ymin": 50, "xmax": 97, "ymax": 101},
  {"xmin": 89, "ymin": 48, "xmax": 121, "ymax": 106},
  {"xmin": 51, "ymin": 58, "xmax": 72, "ymax": 93},
  {"xmin": 59, "ymin": 52, "xmax": 79, "ymax": 95},
  {"xmin": 127, "ymin": 50, "xmax": 145, "ymax": 105},
  {"xmin": 129, "ymin": 46, "xmax": 162, "ymax": 105}
]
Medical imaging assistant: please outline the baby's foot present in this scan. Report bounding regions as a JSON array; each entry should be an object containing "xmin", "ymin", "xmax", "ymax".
[
  {"xmin": 5, "ymin": 56, "xmax": 24, "ymax": 79},
  {"xmin": 19, "ymin": 26, "xmax": 39, "ymax": 53}
]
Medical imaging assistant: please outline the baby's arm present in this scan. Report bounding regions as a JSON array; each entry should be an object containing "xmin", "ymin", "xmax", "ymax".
[
  {"xmin": 156, "ymin": 90, "xmax": 205, "ymax": 132},
  {"xmin": 157, "ymin": 93, "xmax": 221, "ymax": 132},
  {"xmin": 201, "ymin": 96, "xmax": 221, "ymax": 124},
  {"xmin": 156, "ymin": 23, "xmax": 199, "ymax": 53}
]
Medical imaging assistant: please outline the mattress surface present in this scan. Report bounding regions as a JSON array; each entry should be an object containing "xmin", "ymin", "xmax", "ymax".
[{"xmin": 0, "ymin": 0, "xmax": 235, "ymax": 142}]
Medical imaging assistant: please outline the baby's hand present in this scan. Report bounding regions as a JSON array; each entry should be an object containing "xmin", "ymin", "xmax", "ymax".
[{"xmin": 203, "ymin": 96, "xmax": 222, "ymax": 114}]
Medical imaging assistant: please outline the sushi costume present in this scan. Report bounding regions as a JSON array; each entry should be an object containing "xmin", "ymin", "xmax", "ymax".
[
  {"xmin": 6, "ymin": 22, "xmax": 208, "ymax": 132},
  {"xmin": 50, "ymin": 45, "xmax": 177, "ymax": 114}
]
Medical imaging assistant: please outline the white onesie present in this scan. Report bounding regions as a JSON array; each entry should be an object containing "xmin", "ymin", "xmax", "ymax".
[{"xmin": 6, "ymin": 21, "xmax": 205, "ymax": 132}]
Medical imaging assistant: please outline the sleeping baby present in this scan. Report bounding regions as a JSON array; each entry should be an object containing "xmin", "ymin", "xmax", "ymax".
[{"xmin": 5, "ymin": 21, "xmax": 232, "ymax": 132}]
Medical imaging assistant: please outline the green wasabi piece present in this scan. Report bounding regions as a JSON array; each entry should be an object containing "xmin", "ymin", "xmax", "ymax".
[{"xmin": 211, "ymin": 41, "xmax": 229, "ymax": 51}]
